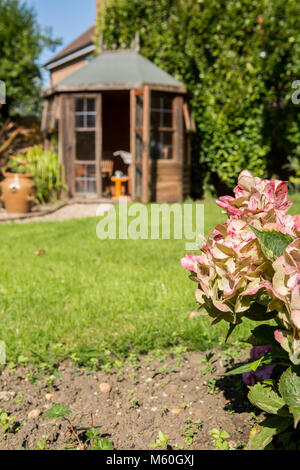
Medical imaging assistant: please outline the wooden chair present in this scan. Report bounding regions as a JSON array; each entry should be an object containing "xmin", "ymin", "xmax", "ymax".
[{"xmin": 101, "ymin": 159, "xmax": 114, "ymax": 196}]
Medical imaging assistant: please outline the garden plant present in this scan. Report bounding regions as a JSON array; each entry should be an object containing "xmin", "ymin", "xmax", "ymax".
[
  {"xmin": 182, "ymin": 171, "xmax": 300, "ymax": 449},
  {"xmin": 8, "ymin": 145, "xmax": 66, "ymax": 203}
]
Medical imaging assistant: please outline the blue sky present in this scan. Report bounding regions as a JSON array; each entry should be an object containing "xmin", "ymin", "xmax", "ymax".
[{"xmin": 25, "ymin": 0, "xmax": 96, "ymax": 83}]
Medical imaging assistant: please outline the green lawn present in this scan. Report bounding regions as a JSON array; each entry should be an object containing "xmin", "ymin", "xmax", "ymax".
[{"xmin": 0, "ymin": 195, "xmax": 299, "ymax": 366}]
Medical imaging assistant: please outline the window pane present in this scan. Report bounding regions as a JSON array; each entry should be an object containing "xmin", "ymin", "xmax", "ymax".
[
  {"xmin": 151, "ymin": 111, "xmax": 161, "ymax": 128},
  {"xmin": 151, "ymin": 92, "xmax": 173, "ymax": 137},
  {"xmin": 75, "ymin": 164, "xmax": 96, "ymax": 193},
  {"xmin": 163, "ymin": 111, "xmax": 172, "ymax": 128},
  {"xmin": 135, "ymin": 166, "xmax": 142, "ymax": 198},
  {"xmin": 87, "ymin": 114, "xmax": 96, "ymax": 128},
  {"xmin": 75, "ymin": 98, "xmax": 96, "ymax": 129},
  {"xmin": 75, "ymin": 131, "xmax": 96, "ymax": 161},
  {"xmin": 135, "ymin": 130, "xmax": 143, "ymax": 162},
  {"xmin": 87, "ymin": 99, "xmax": 95, "ymax": 112},
  {"xmin": 136, "ymin": 95, "xmax": 144, "ymax": 127},
  {"xmin": 150, "ymin": 130, "xmax": 173, "ymax": 160},
  {"xmin": 76, "ymin": 99, "xmax": 84, "ymax": 112},
  {"xmin": 75, "ymin": 115, "xmax": 84, "ymax": 128}
]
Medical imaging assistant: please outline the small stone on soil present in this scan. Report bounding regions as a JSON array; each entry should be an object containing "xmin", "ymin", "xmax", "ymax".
[
  {"xmin": 0, "ymin": 391, "xmax": 16, "ymax": 402},
  {"xmin": 170, "ymin": 408, "xmax": 182, "ymax": 415},
  {"xmin": 28, "ymin": 409, "xmax": 41, "ymax": 419},
  {"xmin": 99, "ymin": 383, "xmax": 112, "ymax": 393}
]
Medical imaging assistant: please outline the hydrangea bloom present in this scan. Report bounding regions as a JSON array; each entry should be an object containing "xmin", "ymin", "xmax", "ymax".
[{"xmin": 181, "ymin": 171, "xmax": 300, "ymax": 363}]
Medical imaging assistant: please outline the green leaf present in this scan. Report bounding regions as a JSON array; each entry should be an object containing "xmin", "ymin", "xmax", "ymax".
[
  {"xmin": 247, "ymin": 415, "xmax": 292, "ymax": 450},
  {"xmin": 249, "ymin": 325, "xmax": 278, "ymax": 346},
  {"xmin": 90, "ymin": 438, "xmax": 114, "ymax": 450},
  {"xmin": 251, "ymin": 227, "xmax": 293, "ymax": 262},
  {"xmin": 225, "ymin": 352, "xmax": 273, "ymax": 376},
  {"xmin": 244, "ymin": 302, "xmax": 277, "ymax": 321},
  {"xmin": 279, "ymin": 367, "xmax": 300, "ymax": 428},
  {"xmin": 225, "ymin": 323, "xmax": 237, "ymax": 343},
  {"xmin": 43, "ymin": 404, "xmax": 72, "ymax": 419},
  {"xmin": 248, "ymin": 383, "xmax": 290, "ymax": 416}
]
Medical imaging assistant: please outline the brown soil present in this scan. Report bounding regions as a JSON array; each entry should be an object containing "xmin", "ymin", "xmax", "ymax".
[{"xmin": 0, "ymin": 350, "xmax": 257, "ymax": 450}]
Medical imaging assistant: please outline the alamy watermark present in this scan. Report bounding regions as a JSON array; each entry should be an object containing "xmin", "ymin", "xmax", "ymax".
[
  {"xmin": 96, "ymin": 201, "xmax": 204, "ymax": 251},
  {"xmin": 291, "ymin": 80, "xmax": 300, "ymax": 105},
  {"xmin": 0, "ymin": 80, "xmax": 6, "ymax": 105},
  {"xmin": 0, "ymin": 341, "xmax": 6, "ymax": 365}
]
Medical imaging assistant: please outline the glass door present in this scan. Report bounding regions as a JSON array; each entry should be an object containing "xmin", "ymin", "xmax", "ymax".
[
  {"xmin": 131, "ymin": 88, "xmax": 150, "ymax": 202},
  {"xmin": 74, "ymin": 96, "xmax": 102, "ymax": 195}
]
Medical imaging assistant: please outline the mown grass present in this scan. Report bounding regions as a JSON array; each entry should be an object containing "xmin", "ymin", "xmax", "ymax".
[{"xmin": 0, "ymin": 195, "xmax": 299, "ymax": 365}]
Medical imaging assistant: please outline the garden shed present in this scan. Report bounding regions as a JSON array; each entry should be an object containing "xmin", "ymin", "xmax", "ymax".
[{"xmin": 42, "ymin": 49, "xmax": 194, "ymax": 203}]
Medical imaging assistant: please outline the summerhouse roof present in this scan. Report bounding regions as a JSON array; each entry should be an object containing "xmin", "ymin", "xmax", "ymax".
[{"xmin": 43, "ymin": 50, "xmax": 186, "ymax": 95}]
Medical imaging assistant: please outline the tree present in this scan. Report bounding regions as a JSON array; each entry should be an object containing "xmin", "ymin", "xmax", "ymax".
[
  {"xmin": 96, "ymin": 0, "xmax": 300, "ymax": 194},
  {"xmin": 0, "ymin": 0, "xmax": 61, "ymax": 118}
]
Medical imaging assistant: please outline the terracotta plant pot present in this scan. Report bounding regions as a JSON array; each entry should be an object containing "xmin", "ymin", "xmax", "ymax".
[{"xmin": 0, "ymin": 172, "xmax": 36, "ymax": 214}]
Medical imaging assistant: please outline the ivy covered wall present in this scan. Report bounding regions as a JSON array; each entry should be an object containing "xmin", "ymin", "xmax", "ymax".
[{"xmin": 96, "ymin": 0, "xmax": 300, "ymax": 196}]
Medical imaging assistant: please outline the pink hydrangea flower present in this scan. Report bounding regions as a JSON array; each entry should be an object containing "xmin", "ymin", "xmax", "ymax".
[
  {"xmin": 182, "ymin": 171, "xmax": 300, "ymax": 364},
  {"xmin": 181, "ymin": 254, "xmax": 201, "ymax": 273},
  {"xmin": 294, "ymin": 215, "xmax": 300, "ymax": 235}
]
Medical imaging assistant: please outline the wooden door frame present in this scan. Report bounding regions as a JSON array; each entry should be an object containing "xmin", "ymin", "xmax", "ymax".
[
  {"xmin": 70, "ymin": 93, "xmax": 102, "ymax": 198},
  {"xmin": 130, "ymin": 86, "xmax": 151, "ymax": 203}
]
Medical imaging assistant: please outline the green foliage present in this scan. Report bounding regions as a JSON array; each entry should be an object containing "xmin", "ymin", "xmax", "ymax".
[
  {"xmin": 279, "ymin": 367, "xmax": 300, "ymax": 428},
  {"xmin": 0, "ymin": 409, "xmax": 18, "ymax": 436},
  {"xmin": 43, "ymin": 404, "xmax": 71, "ymax": 419},
  {"xmin": 247, "ymin": 415, "xmax": 292, "ymax": 450},
  {"xmin": 251, "ymin": 227, "xmax": 293, "ymax": 262},
  {"xmin": 151, "ymin": 430, "xmax": 170, "ymax": 449},
  {"xmin": 208, "ymin": 428, "xmax": 231, "ymax": 450},
  {"xmin": 33, "ymin": 435, "xmax": 49, "ymax": 451},
  {"xmin": 9, "ymin": 145, "xmax": 66, "ymax": 203},
  {"xmin": 248, "ymin": 383, "xmax": 289, "ymax": 416},
  {"xmin": 0, "ymin": 0, "xmax": 60, "ymax": 118},
  {"xmin": 86, "ymin": 428, "xmax": 114, "ymax": 450},
  {"xmin": 227, "ymin": 324, "xmax": 300, "ymax": 448},
  {"xmin": 180, "ymin": 418, "xmax": 202, "ymax": 446},
  {"xmin": 225, "ymin": 352, "xmax": 274, "ymax": 377},
  {"xmin": 96, "ymin": 0, "xmax": 300, "ymax": 191}
]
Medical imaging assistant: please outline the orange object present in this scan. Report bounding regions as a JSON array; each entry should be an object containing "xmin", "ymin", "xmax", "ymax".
[
  {"xmin": 0, "ymin": 172, "xmax": 36, "ymax": 214},
  {"xmin": 111, "ymin": 176, "xmax": 129, "ymax": 200}
]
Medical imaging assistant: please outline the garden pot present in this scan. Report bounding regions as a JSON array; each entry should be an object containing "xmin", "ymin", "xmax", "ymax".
[{"xmin": 0, "ymin": 172, "xmax": 36, "ymax": 214}]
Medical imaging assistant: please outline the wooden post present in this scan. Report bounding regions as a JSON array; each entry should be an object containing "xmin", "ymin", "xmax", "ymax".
[
  {"xmin": 41, "ymin": 99, "xmax": 49, "ymax": 132},
  {"xmin": 142, "ymin": 86, "xmax": 150, "ymax": 203},
  {"xmin": 130, "ymin": 89, "xmax": 136, "ymax": 199},
  {"xmin": 173, "ymin": 95, "xmax": 184, "ymax": 163},
  {"xmin": 58, "ymin": 95, "xmax": 68, "ymax": 199},
  {"xmin": 66, "ymin": 95, "xmax": 75, "ymax": 196},
  {"xmin": 96, "ymin": 93, "xmax": 102, "ymax": 197}
]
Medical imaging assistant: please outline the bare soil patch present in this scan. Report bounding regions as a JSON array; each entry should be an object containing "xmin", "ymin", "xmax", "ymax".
[{"xmin": 0, "ymin": 350, "xmax": 256, "ymax": 450}]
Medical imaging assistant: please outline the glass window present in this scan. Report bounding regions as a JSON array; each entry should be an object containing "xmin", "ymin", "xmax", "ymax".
[
  {"xmin": 75, "ymin": 98, "xmax": 96, "ymax": 129},
  {"xmin": 75, "ymin": 131, "xmax": 96, "ymax": 161},
  {"xmin": 150, "ymin": 93, "xmax": 174, "ymax": 160},
  {"xmin": 75, "ymin": 164, "xmax": 96, "ymax": 194}
]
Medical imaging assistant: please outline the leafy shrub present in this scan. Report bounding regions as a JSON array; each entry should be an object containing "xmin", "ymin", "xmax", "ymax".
[
  {"xmin": 9, "ymin": 145, "xmax": 66, "ymax": 203},
  {"xmin": 182, "ymin": 171, "xmax": 300, "ymax": 449},
  {"xmin": 96, "ymin": 0, "xmax": 300, "ymax": 193},
  {"xmin": 284, "ymin": 156, "xmax": 300, "ymax": 193}
]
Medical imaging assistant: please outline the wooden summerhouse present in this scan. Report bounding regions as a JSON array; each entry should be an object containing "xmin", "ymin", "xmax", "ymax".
[{"xmin": 42, "ymin": 49, "xmax": 194, "ymax": 203}]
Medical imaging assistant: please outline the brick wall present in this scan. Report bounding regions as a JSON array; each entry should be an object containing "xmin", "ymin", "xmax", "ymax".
[{"xmin": 50, "ymin": 58, "xmax": 88, "ymax": 85}]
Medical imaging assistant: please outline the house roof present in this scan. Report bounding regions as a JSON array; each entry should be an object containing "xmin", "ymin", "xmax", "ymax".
[
  {"xmin": 44, "ymin": 26, "xmax": 95, "ymax": 68},
  {"xmin": 44, "ymin": 50, "xmax": 186, "ymax": 94}
]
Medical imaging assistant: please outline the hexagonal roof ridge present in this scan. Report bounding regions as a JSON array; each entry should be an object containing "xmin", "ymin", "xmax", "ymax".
[{"xmin": 55, "ymin": 50, "xmax": 186, "ymax": 90}]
